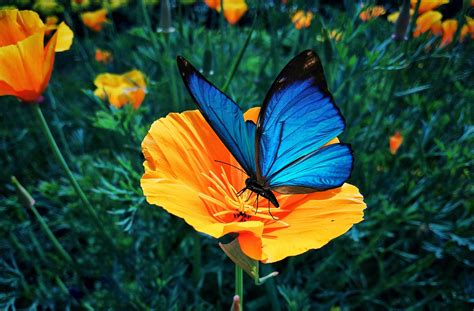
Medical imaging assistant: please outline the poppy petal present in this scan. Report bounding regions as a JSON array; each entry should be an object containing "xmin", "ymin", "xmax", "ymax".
[
  {"xmin": 54, "ymin": 22, "xmax": 73, "ymax": 52},
  {"xmin": 258, "ymin": 183, "xmax": 366, "ymax": 263},
  {"xmin": 142, "ymin": 111, "xmax": 249, "ymax": 237},
  {"xmin": 0, "ymin": 33, "xmax": 45, "ymax": 101}
]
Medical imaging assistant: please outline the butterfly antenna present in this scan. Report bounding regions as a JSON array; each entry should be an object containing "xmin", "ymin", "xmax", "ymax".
[{"xmin": 214, "ymin": 160, "xmax": 247, "ymax": 174}]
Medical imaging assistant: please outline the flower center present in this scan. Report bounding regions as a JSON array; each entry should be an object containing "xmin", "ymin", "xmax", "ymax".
[{"xmin": 198, "ymin": 167, "xmax": 289, "ymax": 226}]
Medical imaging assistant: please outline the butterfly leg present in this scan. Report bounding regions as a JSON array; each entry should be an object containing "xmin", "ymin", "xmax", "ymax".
[
  {"xmin": 236, "ymin": 187, "xmax": 247, "ymax": 197},
  {"xmin": 267, "ymin": 199, "xmax": 277, "ymax": 220},
  {"xmin": 254, "ymin": 194, "xmax": 259, "ymax": 215},
  {"xmin": 246, "ymin": 190, "xmax": 253, "ymax": 201}
]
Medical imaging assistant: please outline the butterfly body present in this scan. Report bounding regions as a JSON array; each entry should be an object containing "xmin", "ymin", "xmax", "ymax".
[
  {"xmin": 177, "ymin": 50, "xmax": 353, "ymax": 210},
  {"xmin": 243, "ymin": 177, "xmax": 279, "ymax": 208}
]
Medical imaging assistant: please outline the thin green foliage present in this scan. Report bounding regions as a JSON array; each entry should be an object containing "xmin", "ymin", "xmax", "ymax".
[{"xmin": 0, "ymin": 1, "xmax": 473, "ymax": 310}]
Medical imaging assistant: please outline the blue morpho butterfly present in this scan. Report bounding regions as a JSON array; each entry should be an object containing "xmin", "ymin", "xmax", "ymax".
[{"xmin": 176, "ymin": 50, "xmax": 353, "ymax": 211}]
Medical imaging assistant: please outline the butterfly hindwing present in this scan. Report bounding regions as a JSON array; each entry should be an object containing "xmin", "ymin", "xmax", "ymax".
[
  {"xmin": 256, "ymin": 50, "xmax": 352, "ymax": 192},
  {"xmin": 177, "ymin": 56, "xmax": 256, "ymax": 177},
  {"xmin": 270, "ymin": 144, "xmax": 353, "ymax": 193}
]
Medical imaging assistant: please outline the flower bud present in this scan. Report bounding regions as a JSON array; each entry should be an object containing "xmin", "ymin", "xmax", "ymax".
[{"xmin": 392, "ymin": 0, "xmax": 411, "ymax": 40}]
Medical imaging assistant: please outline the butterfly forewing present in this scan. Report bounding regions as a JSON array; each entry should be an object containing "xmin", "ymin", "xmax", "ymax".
[
  {"xmin": 256, "ymin": 50, "xmax": 353, "ymax": 192},
  {"xmin": 176, "ymin": 56, "xmax": 257, "ymax": 177}
]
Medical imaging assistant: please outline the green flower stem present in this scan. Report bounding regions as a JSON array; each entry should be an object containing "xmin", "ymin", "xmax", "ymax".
[
  {"xmin": 46, "ymin": 88, "xmax": 74, "ymax": 163},
  {"xmin": 139, "ymin": 0, "xmax": 159, "ymax": 51},
  {"xmin": 235, "ymin": 264, "xmax": 244, "ymax": 311},
  {"xmin": 221, "ymin": 22, "xmax": 255, "ymax": 93},
  {"xmin": 32, "ymin": 104, "xmax": 103, "ymax": 232},
  {"xmin": 29, "ymin": 203, "xmax": 74, "ymax": 265},
  {"xmin": 192, "ymin": 234, "xmax": 202, "ymax": 285}
]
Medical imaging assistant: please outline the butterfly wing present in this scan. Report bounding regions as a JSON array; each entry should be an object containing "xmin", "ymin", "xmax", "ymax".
[
  {"xmin": 256, "ymin": 50, "xmax": 353, "ymax": 192},
  {"xmin": 177, "ymin": 56, "xmax": 257, "ymax": 177}
]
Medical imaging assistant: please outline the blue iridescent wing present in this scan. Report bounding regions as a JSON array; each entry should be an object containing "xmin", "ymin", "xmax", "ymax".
[
  {"xmin": 270, "ymin": 144, "xmax": 353, "ymax": 193},
  {"xmin": 256, "ymin": 50, "xmax": 353, "ymax": 192},
  {"xmin": 177, "ymin": 56, "xmax": 256, "ymax": 177}
]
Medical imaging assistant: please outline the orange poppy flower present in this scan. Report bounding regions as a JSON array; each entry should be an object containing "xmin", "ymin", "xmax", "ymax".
[
  {"xmin": 95, "ymin": 48, "xmax": 112, "ymax": 64},
  {"xmin": 389, "ymin": 132, "xmax": 403, "ymax": 154},
  {"xmin": 44, "ymin": 15, "xmax": 59, "ymax": 35},
  {"xmin": 430, "ymin": 20, "xmax": 443, "ymax": 35},
  {"xmin": 0, "ymin": 9, "xmax": 73, "ymax": 103},
  {"xmin": 461, "ymin": 16, "xmax": 474, "ymax": 40},
  {"xmin": 204, "ymin": 0, "xmax": 220, "ymax": 10},
  {"xmin": 410, "ymin": 0, "xmax": 449, "ymax": 14},
  {"xmin": 359, "ymin": 5, "xmax": 386, "ymax": 21},
  {"xmin": 413, "ymin": 10, "xmax": 442, "ymax": 37},
  {"xmin": 204, "ymin": 0, "xmax": 248, "ymax": 25},
  {"xmin": 141, "ymin": 107, "xmax": 366, "ymax": 263},
  {"xmin": 291, "ymin": 10, "xmax": 313, "ymax": 30},
  {"xmin": 81, "ymin": 9, "xmax": 108, "ymax": 32},
  {"xmin": 93, "ymin": 70, "xmax": 147, "ymax": 109},
  {"xmin": 439, "ymin": 19, "xmax": 457, "ymax": 47}
]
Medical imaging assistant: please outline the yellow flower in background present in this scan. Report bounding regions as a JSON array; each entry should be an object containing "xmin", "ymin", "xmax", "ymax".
[
  {"xmin": 0, "ymin": 6, "xmax": 18, "ymax": 10},
  {"xmin": 141, "ymin": 107, "xmax": 366, "ymax": 263},
  {"xmin": 103, "ymin": 0, "xmax": 129, "ymax": 10},
  {"xmin": 461, "ymin": 16, "xmax": 474, "ymax": 40},
  {"xmin": 33, "ymin": 0, "xmax": 63, "ymax": 15},
  {"xmin": 359, "ymin": 5, "xmax": 386, "ymax": 21},
  {"xmin": 439, "ymin": 19, "xmax": 457, "ymax": 47},
  {"xmin": 413, "ymin": 10, "xmax": 442, "ymax": 37},
  {"xmin": 389, "ymin": 132, "xmax": 403, "ymax": 155},
  {"xmin": 81, "ymin": 9, "xmax": 108, "ymax": 31},
  {"xmin": 387, "ymin": 9, "xmax": 414, "ymax": 23},
  {"xmin": 291, "ymin": 10, "xmax": 313, "ymax": 30},
  {"xmin": 0, "ymin": 9, "xmax": 73, "ymax": 103},
  {"xmin": 329, "ymin": 29, "xmax": 343, "ymax": 41},
  {"xmin": 204, "ymin": 0, "xmax": 248, "ymax": 25},
  {"xmin": 94, "ymin": 70, "xmax": 147, "ymax": 109},
  {"xmin": 95, "ymin": 48, "xmax": 112, "ymax": 64},
  {"xmin": 411, "ymin": 0, "xmax": 449, "ymax": 14}
]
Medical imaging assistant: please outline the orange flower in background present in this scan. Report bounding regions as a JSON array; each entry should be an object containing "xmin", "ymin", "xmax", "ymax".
[
  {"xmin": 44, "ymin": 15, "xmax": 59, "ymax": 35},
  {"xmin": 430, "ymin": 20, "xmax": 442, "ymax": 35},
  {"xmin": 141, "ymin": 108, "xmax": 366, "ymax": 263},
  {"xmin": 94, "ymin": 70, "xmax": 147, "ymax": 109},
  {"xmin": 439, "ymin": 19, "xmax": 457, "ymax": 47},
  {"xmin": 0, "ymin": 9, "xmax": 73, "ymax": 103},
  {"xmin": 81, "ymin": 9, "xmax": 108, "ymax": 31},
  {"xmin": 461, "ymin": 16, "xmax": 474, "ymax": 40},
  {"xmin": 359, "ymin": 5, "xmax": 386, "ymax": 21},
  {"xmin": 390, "ymin": 132, "xmax": 403, "ymax": 154},
  {"xmin": 411, "ymin": 0, "xmax": 449, "ymax": 14},
  {"xmin": 95, "ymin": 48, "xmax": 112, "ymax": 64},
  {"xmin": 291, "ymin": 10, "xmax": 313, "ymax": 29},
  {"xmin": 204, "ymin": 0, "xmax": 248, "ymax": 25},
  {"xmin": 413, "ymin": 10, "xmax": 442, "ymax": 37},
  {"xmin": 204, "ymin": 0, "xmax": 219, "ymax": 10}
]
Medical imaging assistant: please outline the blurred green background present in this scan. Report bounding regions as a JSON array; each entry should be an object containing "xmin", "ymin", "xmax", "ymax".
[{"xmin": 0, "ymin": 0, "xmax": 473, "ymax": 309}]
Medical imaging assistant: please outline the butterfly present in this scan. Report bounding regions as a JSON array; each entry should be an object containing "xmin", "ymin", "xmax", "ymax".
[{"xmin": 176, "ymin": 50, "xmax": 353, "ymax": 209}]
